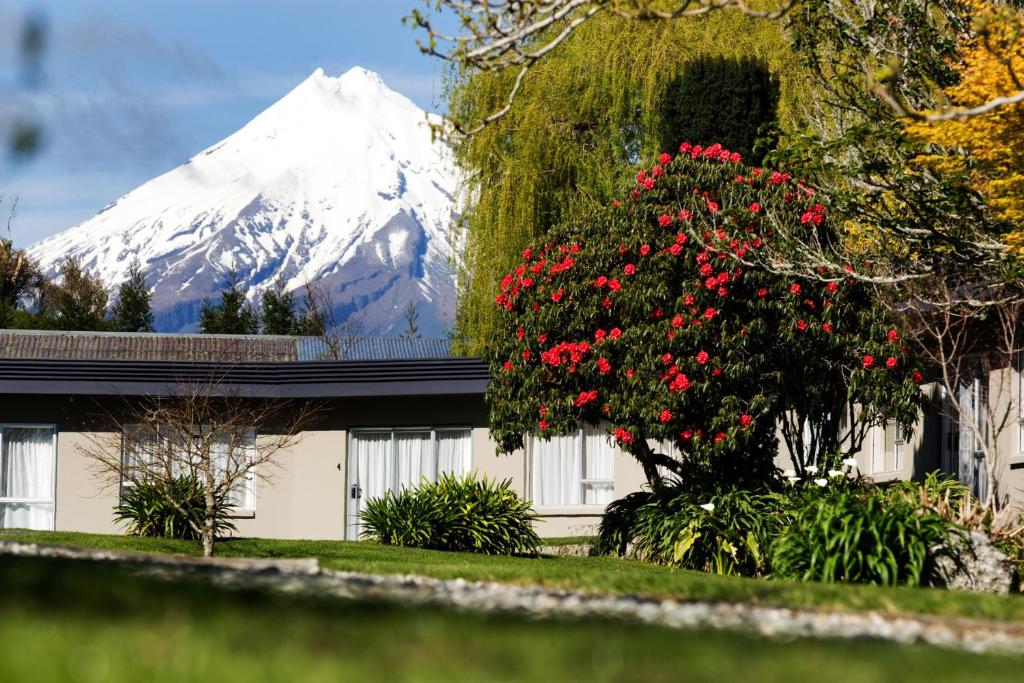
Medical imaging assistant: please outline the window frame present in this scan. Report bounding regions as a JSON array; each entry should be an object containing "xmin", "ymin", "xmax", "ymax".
[
  {"xmin": 0, "ymin": 422, "xmax": 58, "ymax": 531},
  {"xmin": 869, "ymin": 420, "xmax": 904, "ymax": 477},
  {"xmin": 119, "ymin": 424, "xmax": 258, "ymax": 515},
  {"xmin": 346, "ymin": 425, "xmax": 474, "ymax": 540},
  {"xmin": 527, "ymin": 424, "xmax": 617, "ymax": 509}
]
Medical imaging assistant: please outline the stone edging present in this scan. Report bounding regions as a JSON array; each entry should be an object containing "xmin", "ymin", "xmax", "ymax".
[{"xmin": 3, "ymin": 540, "xmax": 1024, "ymax": 655}]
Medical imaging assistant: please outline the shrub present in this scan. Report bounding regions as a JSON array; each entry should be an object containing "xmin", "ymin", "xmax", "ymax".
[
  {"xmin": 114, "ymin": 475, "xmax": 236, "ymax": 541},
  {"xmin": 598, "ymin": 484, "xmax": 786, "ymax": 576},
  {"xmin": 360, "ymin": 473, "xmax": 541, "ymax": 555},
  {"xmin": 771, "ymin": 490, "xmax": 956, "ymax": 586}
]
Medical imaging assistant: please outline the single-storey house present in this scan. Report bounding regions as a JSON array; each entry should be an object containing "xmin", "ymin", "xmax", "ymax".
[{"xmin": 0, "ymin": 329, "xmax": 1020, "ymax": 540}]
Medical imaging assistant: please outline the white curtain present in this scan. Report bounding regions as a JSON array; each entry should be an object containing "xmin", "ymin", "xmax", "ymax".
[
  {"xmin": 396, "ymin": 431, "xmax": 434, "ymax": 489},
  {"xmin": 583, "ymin": 426, "xmax": 615, "ymax": 506},
  {"xmin": 354, "ymin": 431, "xmax": 393, "ymax": 511},
  {"xmin": 211, "ymin": 430, "xmax": 256, "ymax": 509},
  {"xmin": 532, "ymin": 430, "xmax": 582, "ymax": 506},
  {"xmin": 437, "ymin": 429, "xmax": 471, "ymax": 476},
  {"xmin": 1, "ymin": 427, "xmax": 55, "ymax": 530}
]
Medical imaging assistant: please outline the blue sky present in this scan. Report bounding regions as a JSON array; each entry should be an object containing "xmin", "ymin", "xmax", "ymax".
[{"xmin": 0, "ymin": 0, "xmax": 452, "ymax": 245}]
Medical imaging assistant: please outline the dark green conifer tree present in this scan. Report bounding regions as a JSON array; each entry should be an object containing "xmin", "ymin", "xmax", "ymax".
[
  {"xmin": 260, "ymin": 275, "xmax": 297, "ymax": 335},
  {"xmin": 657, "ymin": 55, "xmax": 780, "ymax": 165},
  {"xmin": 109, "ymin": 260, "xmax": 155, "ymax": 332},
  {"xmin": 198, "ymin": 269, "xmax": 259, "ymax": 334}
]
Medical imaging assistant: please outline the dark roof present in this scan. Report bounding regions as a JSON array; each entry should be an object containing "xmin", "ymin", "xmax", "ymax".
[
  {"xmin": 0, "ymin": 330, "xmax": 454, "ymax": 363},
  {"xmin": 298, "ymin": 336, "xmax": 452, "ymax": 361},
  {"xmin": 0, "ymin": 358, "xmax": 489, "ymax": 399},
  {"xmin": 0, "ymin": 330, "xmax": 299, "ymax": 362}
]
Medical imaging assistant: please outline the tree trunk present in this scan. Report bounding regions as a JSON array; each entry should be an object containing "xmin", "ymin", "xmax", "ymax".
[{"xmin": 203, "ymin": 474, "xmax": 216, "ymax": 557}]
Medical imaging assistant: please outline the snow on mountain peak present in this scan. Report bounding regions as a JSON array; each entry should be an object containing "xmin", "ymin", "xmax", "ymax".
[{"xmin": 28, "ymin": 67, "xmax": 459, "ymax": 336}]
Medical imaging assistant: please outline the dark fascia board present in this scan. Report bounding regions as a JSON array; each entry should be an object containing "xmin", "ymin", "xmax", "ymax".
[{"xmin": 0, "ymin": 358, "xmax": 490, "ymax": 399}]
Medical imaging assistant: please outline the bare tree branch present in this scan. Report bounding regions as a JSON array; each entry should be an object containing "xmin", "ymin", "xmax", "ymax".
[{"xmin": 79, "ymin": 376, "xmax": 321, "ymax": 556}]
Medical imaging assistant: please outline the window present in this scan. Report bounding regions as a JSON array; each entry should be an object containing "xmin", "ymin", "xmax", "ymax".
[
  {"xmin": 0, "ymin": 425, "xmax": 56, "ymax": 531},
  {"xmin": 121, "ymin": 425, "xmax": 256, "ymax": 511},
  {"xmin": 869, "ymin": 421, "xmax": 903, "ymax": 475},
  {"xmin": 348, "ymin": 428, "xmax": 472, "ymax": 538},
  {"xmin": 530, "ymin": 424, "xmax": 616, "ymax": 507}
]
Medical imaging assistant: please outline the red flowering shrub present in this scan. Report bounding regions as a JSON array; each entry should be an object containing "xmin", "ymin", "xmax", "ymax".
[{"xmin": 488, "ymin": 144, "xmax": 922, "ymax": 485}]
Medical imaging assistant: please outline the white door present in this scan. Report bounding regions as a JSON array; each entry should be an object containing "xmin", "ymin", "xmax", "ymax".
[
  {"xmin": 346, "ymin": 429, "xmax": 472, "ymax": 539},
  {"xmin": 0, "ymin": 425, "xmax": 57, "ymax": 530}
]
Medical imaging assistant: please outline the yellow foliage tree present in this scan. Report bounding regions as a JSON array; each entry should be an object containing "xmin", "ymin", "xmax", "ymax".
[{"xmin": 906, "ymin": 0, "xmax": 1024, "ymax": 256}]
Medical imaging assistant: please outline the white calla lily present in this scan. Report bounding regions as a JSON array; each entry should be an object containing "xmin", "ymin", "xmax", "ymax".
[{"xmin": 813, "ymin": 478, "xmax": 828, "ymax": 487}]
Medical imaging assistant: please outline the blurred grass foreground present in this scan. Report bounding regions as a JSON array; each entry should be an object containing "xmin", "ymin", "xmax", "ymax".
[{"xmin": 1, "ymin": 550, "xmax": 1024, "ymax": 683}]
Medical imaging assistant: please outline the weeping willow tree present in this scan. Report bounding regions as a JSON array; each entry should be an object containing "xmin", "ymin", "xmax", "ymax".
[{"xmin": 447, "ymin": 10, "xmax": 814, "ymax": 354}]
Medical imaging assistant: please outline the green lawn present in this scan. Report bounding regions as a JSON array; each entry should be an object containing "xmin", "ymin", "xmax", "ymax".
[
  {"xmin": 4, "ymin": 528, "xmax": 1024, "ymax": 624},
  {"xmin": 1, "ymin": 553, "xmax": 1023, "ymax": 683}
]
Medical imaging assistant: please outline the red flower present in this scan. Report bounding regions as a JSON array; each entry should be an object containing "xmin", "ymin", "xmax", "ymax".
[
  {"xmin": 658, "ymin": 214, "xmax": 673, "ymax": 227},
  {"xmin": 683, "ymin": 294, "xmax": 696, "ymax": 305},
  {"xmin": 601, "ymin": 297, "xmax": 612, "ymax": 309},
  {"xmin": 516, "ymin": 327, "xmax": 525, "ymax": 340},
  {"xmin": 539, "ymin": 405, "xmax": 547, "ymax": 417},
  {"xmin": 624, "ymin": 263, "xmax": 636, "ymax": 276},
  {"xmin": 522, "ymin": 247, "xmax": 533, "ymax": 259},
  {"xmin": 703, "ymin": 307, "xmax": 717, "ymax": 320},
  {"xmin": 609, "ymin": 327, "xmax": 622, "ymax": 340},
  {"xmin": 640, "ymin": 244, "xmax": 651, "ymax": 256},
  {"xmin": 597, "ymin": 357, "xmax": 612, "ymax": 375},
  {"xmin": 706, "ymin": 199, "xmax": 720, "ymax": 213},
  {"xmin": 679, "ymin": 209, "xmax": 693, "ymax": 222},
  {"xmin": 551, "ymin": 289, "xmax": 564, "ymax": 302},
  {"xmin": 662, "ymin": 353, "xmax": 673, "ymax": 365},
  {"xmin": 538, "ymin": 333, "xmax": 547, "ymax": 345},
  {"xmin": 886, "ymin": 356, "xmax": 898, "ymax": 369},
  {"xmin": 796, "ymin": 320, "xmax": 808, "ymax": 332},
  {"xmin": 574, "ymin": 390, "xmax": 598, "ymax": 407},
  {"xmin": 642, "ymin": 177, "xmax": 655, "ymax": 190},
  {"xmin": 651, "ymin": 164, "xmax": 664, "ymax": 178},
  {"xmin": 668, "ymin": 244, "xmax": 683, "ymax": 256},
  {"xmin": 826, "ymin": 281, "xmax": 839, "ymax": 293},
  {"xmin": 614, "ymin": 427, "xmax": 634, "ymax": 445},
  {"xmin": 671, "ymin": 314, "xmax": 684, "ymax": 329},
  {"xmin": 714, "ymin": 432, "xmax": 727, "ymax": 444},
  {"xmin": 594, "ymin": 329, "xmax": 607, "ymax": 342},
  {"xmin": 669, "ymin": 373, "xmax": 691, "ymax": 392},
  {"xmin": 912, "ymin": 370, "xmax": 924, "ymax": 384},
  {"xmin": 822, "ymin": 323, "xmax": 833, "ymax": 334},
  {"xmin": 756, "ymin": 288, "xmax": 768, "ymax": 298},
  {"xmin": 749, "ymin": 202, "xmax": 761, "ymax": 214},
  {"xmin": 739, "ymin": 414, "xmax": 752, "ymax": 428},
  {"xmin": 711, "ymin": 367, "xmax": 722, "ymax": 377},
  {"xmin": 886, "ymin": 329, "xmax": 899, "ymax": 342},
  {"xmin": 659, "ymin": 410, "xmax": 673, "ymax": 424},
  {"xmin": 862, "ymin": 355, "xmax": 874, "ymax": 369},
  {"xmin": 595, "ymin": 275, "xmax": 608, "ymax": 288},
  {"xmin": 626, "ymin": 368, "xmax": 636, "ymax": 378},
  {"xmin": 608, "ymin": 278, "xmax": 622, "ymax": 292},
  {"xmin": 696, "ymin": 350, "xmax": 709, "ymax": 364},
  {"xmin": 658, "ymin": 152, "xmax": 672, "ymax": 165},
  {"xmin": 522, "ymin": 349, "xmax": 532, "ymax": 361},
  {"xmin": 789, "ymin": 283, "xmax": 801, "ymax": 296},
  {"xmin": 502, "ymin": 361, "xmax": 514, "ymax": 372}
]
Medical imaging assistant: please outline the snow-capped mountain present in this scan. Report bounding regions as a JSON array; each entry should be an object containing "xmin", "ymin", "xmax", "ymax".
[{"xmin": 28, "ymin": 67, "xmax": 459, "ymax": 336}]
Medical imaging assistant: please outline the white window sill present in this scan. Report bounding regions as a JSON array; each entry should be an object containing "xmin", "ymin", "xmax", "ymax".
[
  {"xmin": 533, "ymin": 505, "xmax": 609, "ymax": 516},
  {"xmin": 227, "ymin": 508, "xmax": 256, "ymax": 519}
]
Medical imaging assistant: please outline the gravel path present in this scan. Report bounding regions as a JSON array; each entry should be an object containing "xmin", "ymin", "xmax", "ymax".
[{"xmin": 3, "ymin": 540, "xmax": 1024, "ymax": 655}]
